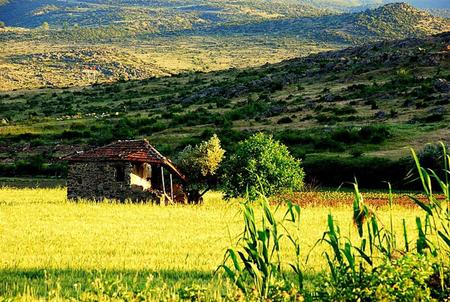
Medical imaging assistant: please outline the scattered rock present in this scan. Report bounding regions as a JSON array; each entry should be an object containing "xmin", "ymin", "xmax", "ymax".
[
  {"xmin": 433, "ymin": 79, "xmax": 449, "ymax": 93},
  {"xmin": 264, "ymin": 105, "xmax": 287, "ymax": 117},
  {"xmin": 324, "ymin": 94, "xmax": 335, "ymax": 102},
  {"xmin": 375, "ymin": 111, "xmax": 386, "ymax": 119},
  {"xmin": 305, "ymin": 101, "xmax": 316, "ymax": 109},
  {"xmin": 428, "ymin": 106, "xmax": 446, "ymax": 116}
]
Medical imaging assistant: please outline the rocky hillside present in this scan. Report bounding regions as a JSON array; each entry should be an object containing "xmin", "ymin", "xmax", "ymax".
[
  {"xmin": 200, "ymin": 3, "xmax": 449, "ymax": 43},
  {"xmin": 0, "ymin": 31, "xmax": 448, "ymax": 186},
  {"xmin": 0, "ymin": 0, "xmax": 323, "ymax": 29},
  {"xmin": 307, "ymin": 0, "xmax": 450, "ymax": 10},
  {"xmin": 0, "ymin": 3, "xmax": 448, "ymax": 92},
  {"xmin": 0, "ymin": 1, "xmax": 447, "ymax": 42},
  {"xmin": 0, "ymin": 32, "xmax": 448, "ymax": 155},
  {"xmin": 353, "ymin": 3, "xmax": 450, "ymax": 38}
]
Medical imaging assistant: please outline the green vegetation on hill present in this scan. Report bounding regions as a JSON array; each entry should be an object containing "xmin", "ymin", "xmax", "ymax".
[
  {"xmin": 0, "ymin": 0, "xmax": 324, "ymax": 29},
  {"xmin": 189, "ymin": 3, "xmax": 449, "ymax": 44},
  {"xmin": 0, "ymin": 35, "xmax": 337, "ymax": 91},
  {"xmin": 0, "ymin": 3, "xmax": 447, "ymax": 92},
  {"xmin": 0, "ymin": 32, "xmax": 448, "ymax": 188}
]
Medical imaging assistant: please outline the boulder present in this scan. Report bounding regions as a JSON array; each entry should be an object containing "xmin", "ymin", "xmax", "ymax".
[
  {"xmin": 428, "ymin": 106, "xmax": 446, "ymax": 116},
  {"xmin": 374, "ymin": 111, "xmax": 386, "ymax": 119},
  {"xmin": 433, "ymin": 79, "xmax": 449, "ymax": 93}
]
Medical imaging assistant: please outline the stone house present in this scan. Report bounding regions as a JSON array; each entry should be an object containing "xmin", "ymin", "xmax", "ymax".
[{"xmin": 64, "ymin": 139, "xmax": 186, "ymax": 203}]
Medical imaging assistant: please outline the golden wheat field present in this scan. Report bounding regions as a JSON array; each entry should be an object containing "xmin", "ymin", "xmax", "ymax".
[{"xmin": 0, "ymin": 187, "xmax": 425, "ymax": 300}]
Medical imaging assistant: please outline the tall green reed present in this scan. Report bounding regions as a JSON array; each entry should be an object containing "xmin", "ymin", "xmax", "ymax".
[
  {"xmin": 320, "ymin": 142, "xmax": 449, "ymax": 298},
  {"xmin": 219, "ymin": 193, "xmax": 303, "ymax": 300},
  {"xmin": 409, "ymin": 142, "xmax": 450, "ymax": 291}
]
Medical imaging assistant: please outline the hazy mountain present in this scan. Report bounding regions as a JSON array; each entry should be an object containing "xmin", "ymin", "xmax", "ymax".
[
  {"xmin": 305, "ymin": 0, "xmax": 450, "ymax": 9},
  {"xmin": 0, "ymin": 2, "xmax": 447, "ymax": 91},
  {"xmin": 0, "ymin": 0, "xmax": 323, "ymax": 28},
  {"xmin": 425, "ymin": 8, "xmax": 450, "ymax": 18},
  {"xmin": 187, "ymin": 3, "xmax": 449, "ymax": 44}
]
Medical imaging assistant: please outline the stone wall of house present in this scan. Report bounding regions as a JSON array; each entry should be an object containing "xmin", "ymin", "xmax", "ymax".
[{"xmin": 67, "ymin": 161, "xmax": 161, "ymax": 202}]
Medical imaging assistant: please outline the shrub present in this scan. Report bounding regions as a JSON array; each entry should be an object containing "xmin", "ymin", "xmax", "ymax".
[
  {"xmin": 277, "ymin": 116, "xmax": 293, "ymax": 124},
  {"xmin": 316, "ymin": 113, "xmax": 340, "ymax": 124},
  {"xmin": 274, "ymin": 125, "xmax": 391, "ymax": 155},
  {"xmin": 225, "ymin": 100, "xmax": 270, "ymax": 121},
  {"xmin": 349, "ymin": 147, "xmax": 364, "ymax": 158},
  {"xmin": 317, "ymin": 145, "xmax": 450, "ymax": 300},
  {"xmin": 417, "ymin": 143, "xmax": 448, "ymax": 171},
  {"xmin": 216, "ymin": 128, "xmax": 251, "ymax": 152},
  {"xmin": 149, "ymin": 121, "xmax": 168, "ymax": 133},
  {"xmin": 222, "ymin": 133, "xmax": 304, "ymax": 199},
  {"xmin": 302, "ymin": 155, "xmax": 412, "ymax": 189},
  {"xmin": 172, "ymin": 108, "xmax": 220, "ymax": 126},
  {"xmin": 359, "ymin": 125, "xmax": 391, "ymax": 144},
  {"xmin": 112, "ymin": 119, "xmax": 136, "ymax": 140},
  {"xmin": 0, "ymin": 156, "xmax": 67, "ymax": 177},
  {"xmin": 57, "ymin": 130, "xmax": 90, "ymax": 140},
  {"xmin": 316, "ymin": 253, "xmax": 436, "ymax": 302}
]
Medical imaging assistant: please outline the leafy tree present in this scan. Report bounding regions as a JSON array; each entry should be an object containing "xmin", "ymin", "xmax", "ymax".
[
  {"xmin": 113, "ymin": 118, "xmax": 136, "ymax": 140},
  {"xmin": 222, "ymin": 133, "xmax": 304, "ymax": 200},
  {"xmin": 177, "ymin": 134, "xmax": 225, "ymax": 203},
  {"xmin": 0, "ymin": 21, "xmax": 5, "ymax": 28},
  {"xmin": 417, "ymin": 142, "xmax": 448, "ymax": 172},
  {"xmin": 41, "ymin": 22, "xmax": 50, "ymax": 30}
]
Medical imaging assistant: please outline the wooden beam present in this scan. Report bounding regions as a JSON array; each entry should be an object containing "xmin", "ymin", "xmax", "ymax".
[
  {"xmin": 161, "ymin": 166, "xmax": 166, "ymax": 195},
  {"xmin": 170, "ymin": 173, "xmax": 174, "ymax": 202}
]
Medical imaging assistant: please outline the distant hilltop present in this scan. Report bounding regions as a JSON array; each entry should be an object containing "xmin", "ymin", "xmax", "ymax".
[{"xmin": 0, "ymin": 0, "xmax": 449, "ymax": 30}]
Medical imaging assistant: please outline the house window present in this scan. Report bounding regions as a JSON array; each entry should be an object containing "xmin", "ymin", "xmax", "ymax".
[{"xmin": 115, "ymin": 166, "xmax": 125, "ymax": 182}]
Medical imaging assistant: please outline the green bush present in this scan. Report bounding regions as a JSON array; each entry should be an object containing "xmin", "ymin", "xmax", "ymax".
[
  {"xmin": 225, "ymin": 99, "xmax": 270, "ymax": 121},
  {"xmin": 0, "ymin": 159, "xmax": 67, "ymax": 177},
  {"xmin": 302, "ymin": 155, "xmax": 415, "ymax": 188},
  {"xmin": 277, "ymin": 116, "xmax": 293, "ymax": 124},
  {"xmin": 275, "ymin": 125, "xmax": 391, "ymax": 154},
  {"xmin": 57, "ymin": 130, "xmax": 91, "ymax": 140},
  {"xmin": 418, "ymin": 143, "xmax": 449, "ymax": 171},
  {"xmin": 148, "ymin": 121, "xmax": 168, "ymax": 133},
  {"xmin": 222, "ymin": 133, "xmax": 304, "ymax": 199},
  {"xmin": 317, "ymin": 254, "xmax": 436, "ymax": 302}
]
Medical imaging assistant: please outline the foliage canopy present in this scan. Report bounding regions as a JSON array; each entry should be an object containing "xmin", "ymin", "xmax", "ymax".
[
  {"xmin": 177, "ymin": 134, "xmax": 225, "ymax": 202},
  {"xmin": 222, "ymin": 133, "xmax": 304, "ymax": 199}
]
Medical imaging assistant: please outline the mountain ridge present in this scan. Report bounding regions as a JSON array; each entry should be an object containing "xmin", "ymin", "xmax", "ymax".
[
  {"xmin": 166, "ymin": 3, "xmax": 449, "ymax": 44},
  {"xmin": 0, "ymin": 3, "xmax": 448, "ymax": 91}
]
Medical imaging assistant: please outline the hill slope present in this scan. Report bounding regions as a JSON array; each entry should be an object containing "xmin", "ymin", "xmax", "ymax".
[
  {"xmin": 0, "ymin": 3, "xmax": 447, "ymax": 92},
  {"xmin": 193, "ymin": 3, "xmax": 449, "ymax": 43},
  {"xmin": 0, "ymin": 0, "xmax": 323, "ymax": 29},
  {"xmin": 307, "ymin": 0, "xmax": 450, "ymax": 9},
  {"xmin": 0, "ymin": 1, "xmax": 447, "ymax": 39},
  {"xmin": 0, "ymin": 32, "xmax": 448, "ymax": 174}
]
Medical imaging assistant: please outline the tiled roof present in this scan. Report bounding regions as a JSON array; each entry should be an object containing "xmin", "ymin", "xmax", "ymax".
[{"xmin": 63, "ymin": 139, "xmax": 185, "ymax": 180}]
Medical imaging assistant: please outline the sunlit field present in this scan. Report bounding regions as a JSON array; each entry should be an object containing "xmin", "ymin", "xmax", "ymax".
[{"xmin": 0, "ymin": 187, "xmax": 425, "ymax": 300}]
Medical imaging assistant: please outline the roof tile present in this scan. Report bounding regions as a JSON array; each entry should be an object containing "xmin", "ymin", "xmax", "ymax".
[{"xmin": 63, "ymin": 139, "xmax": 186, "ymax": 180}]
